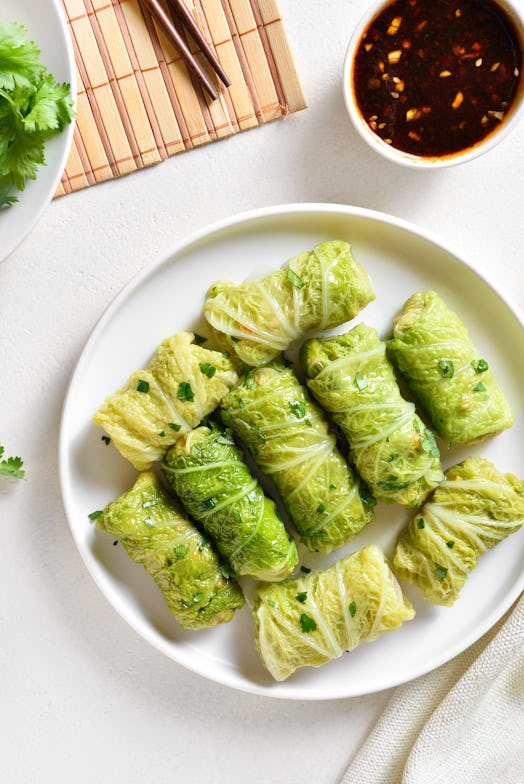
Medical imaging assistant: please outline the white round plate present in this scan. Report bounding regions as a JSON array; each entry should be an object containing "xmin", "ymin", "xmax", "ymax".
[
  {"xmin": 59, "ymin": 204, "xmax": 524, "ymax": 700},
  {"xmin": 0, "ymin": 0, "xmax": 76, "ymax": 262}
]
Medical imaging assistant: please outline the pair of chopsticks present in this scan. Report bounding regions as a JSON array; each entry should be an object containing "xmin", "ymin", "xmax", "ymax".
[{"xmin": 140, "ymin": 0, "xmax": 231, "ymax": 100}]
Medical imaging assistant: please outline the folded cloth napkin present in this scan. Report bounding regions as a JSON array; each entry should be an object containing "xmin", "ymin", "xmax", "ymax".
[{"xmin": 340, "ymin": 593, "xmax": 524, "ymax": 784}]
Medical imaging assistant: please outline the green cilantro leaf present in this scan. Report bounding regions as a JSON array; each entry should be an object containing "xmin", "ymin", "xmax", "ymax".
[
  {"xmin": 300, "ymin": 613, "xmax": 317, "ymax": 633},
  {"xmin": 0, "ymin": 444, "xmax": 25, "ymax": 478}
]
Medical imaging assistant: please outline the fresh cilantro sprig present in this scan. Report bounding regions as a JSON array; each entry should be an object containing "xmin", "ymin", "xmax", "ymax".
[
  {"xmin": 0, "ymin": 21, "xmax": 75, "ymax": 206},
  {"xmin": 0, "ymin": 444, "xmax": 25, "ymax": 479}
]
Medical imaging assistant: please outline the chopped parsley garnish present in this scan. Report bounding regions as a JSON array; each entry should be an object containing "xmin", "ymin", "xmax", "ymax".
[
  {"xmin": 136, "ymin": 379, "xmax": 149, "ymax": 393},
  {"xmin": 300, "ymin": 565, "xmax": 312, "ymax": 574},
  {"xmin": 230, "ymin": 335, "xmax": 241, "ymax": 343},
  {"xmin": 420, "ymin": 428, "xmax": 439, "ymax": 458},
  {"xmin": 177, "ymin": 381, "xmax": 194, "ymax": 401},
  {"xmin": 435, "ymin": 564, "xmax": 448, "ymax": 581},
  {"xmin": 471, "ymin": 359, "xmax": 488, "ymax": 373},
  {"xmin": 173, "ymin": 544, "xmax": 188, "ymax": 560},
  {"xmin": 446, "ymin": 540, "xmax": 455, "ymax": 548},
  {"xmin": 416, "ymin": 517, "xmax": 425, "ymax": 529},
  {"xmin": 202, "ymin": 498, "xmax": 216, "ymax": 509},
  {"xmin": 199, "ymin": 362, "xmax": 216, "ymax": 378},
  {"xmin": 378, "ymin": 479, "xmax": 410, "ymax": 491},
  {"xmin": 290, "ymin": 400, "xmax": 306, "ymax": 418},
  {"xmin": 473, "ymin": 382, "xmax": 486, "ymax": 392},
  {"xmin": 287, "ymin": 268, "xmax": 305, "ymax": 289},
  {"xmin": 329, "ymin": 483, "xmax": 337, "ymax": 489},
  {"xmin": 88, "ymin": 510, "xmax": 103, "ymax": 521},
  {"xmin": 296, "ymin": 592, "xmax": 308, "ymax": 603},
  {"xmin": 101, "ymin": 435, "xmax": 111, "ymax": 445},
  {"xmin": 348, "ymin": 601, "xmax": 357, "ymax": 618},
  {"xmin": 300, "ymin": 613, "xmax": 317, "ymax": 633},
  {"xmin": 316, "ymin": 503, "xmax": 326, "ymax": 513},
  {"xmin": 193, "ymin": 333, "xmax": 207, "ymax": 344},
  {"xmin": 437, "ymin": 359, "xmax": 454, "ymax": 378},
  {"xmin": 0, "ymin": 445, "xmax": 25, "ymax": 479},
  {"xmin": 360, "ymin": 486, "xmax": 377, "ymax": 508},
  {"xmin": 158, "ymin": 430, "xmax": 165, "ymax": 437},
  {"xmin": 354, "ymin": 371, "xmax": 368, "ymax": 391}
]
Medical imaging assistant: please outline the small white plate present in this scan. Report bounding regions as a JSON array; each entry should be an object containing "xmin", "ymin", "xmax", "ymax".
[
  {"xmin": 59, "ymin": 204, "xmax": 524, "ymax": 700},
  {"xmin": 0, "ymin": 0, "xmax": 76, "ymax": 262}
]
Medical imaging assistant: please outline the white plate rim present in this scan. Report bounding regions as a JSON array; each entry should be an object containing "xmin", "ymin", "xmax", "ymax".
[
  {"xmin": 0, "ymin": 0, "xmax": 77, "ymax": 262},
  {"xmin": 59, "ymin": 202, "xmax": 524, "ymax": 700}
]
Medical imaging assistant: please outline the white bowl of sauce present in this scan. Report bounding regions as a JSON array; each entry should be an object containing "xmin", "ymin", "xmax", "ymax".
[{"xmin": 343, "ymin": 0, "xmax": 524, "ymax": 167}]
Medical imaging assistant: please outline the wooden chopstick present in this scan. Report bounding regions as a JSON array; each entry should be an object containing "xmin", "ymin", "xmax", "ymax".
[
  {"xmin": 139, "ymin": 0, "xmax": 219, "ymax": 100},
  {"xmin": 167, "ymin": 0, "xmax": 231, "ymax": 88}
]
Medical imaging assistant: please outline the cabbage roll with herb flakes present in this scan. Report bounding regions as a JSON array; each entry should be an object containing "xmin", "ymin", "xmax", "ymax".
[
  {"xmin": 220, "ymin": 362, "xmax": 374, "ymax": 553},
  {"xmin": 387, "ymin": 291, "xmax": 514, "ymax": 445},
  {"xmin": 97, "ymin": 471, "xmax": 245, "ymax": 629},
  {"xmin": 394, "ymin": 457, "xmax": 524, "ymax": 606},
  {"xmin": 253, "ymin": 544, "xmax": 415, "ymax": 681},
  {"xmin": 93, "ymin": 332, "xmax": 239, "ymax": 471},
  {"xmin": 204, "ymin": 240, "xmax": 375, "ymax": 367},
  {"xmin": 301, "ymin": 324, "xmax": 444, "ymax": 506},
  {"xmin": 162, "ymin": 423, "xmax": 298, "ymax": 581}
]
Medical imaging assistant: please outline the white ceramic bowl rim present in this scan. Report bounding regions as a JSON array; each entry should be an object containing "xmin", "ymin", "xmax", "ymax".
[{"xmin": 342, "ymin": 0, "xmax": 524, "ymax": 169}]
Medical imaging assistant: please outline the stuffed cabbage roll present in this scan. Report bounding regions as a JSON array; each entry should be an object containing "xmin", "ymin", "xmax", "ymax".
[
  {"xmin": 220, "ymin": 362, "xmax": 374, "ymax": 553},
  {"xmin": 204, "ymin": 240, "xmax": 375, "ymax": 367},
  {"xmin": 253, "ymin": 544, "xmax": 415, "ymax": 681},
  {"xmin": 162, "ymin": 423, "xmax": 298, "ymax": 581},
  {"xmin": 301, "ymin": 324, "xmax": 444, "ymax": 506},
  {"xmin": 94, "ymin": 332, "xmax": 239, "ymax": 471},
  {"xmin": 387, "ymin": 291, "xmax": 514, "ymax": 444},
  {"xmin": 394, "ymin": 457, "xmax": 524, "ymax": 606},
  {"xmin": 97, "ymin": 471, "xmax": 245, "ymax": 629}
]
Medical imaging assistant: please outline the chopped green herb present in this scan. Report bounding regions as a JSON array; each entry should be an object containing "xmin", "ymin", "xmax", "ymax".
[
  {"xmin": 304, "ymin": 418, "xmax": 312, "ymax": 427},
  {"xmin": 177, "ymin": 381, "xmax": 194, "ymax": 401},
  {"xmin": 173, "ymin": 544, "xmax": 188, "ymax": 560},
  {"xmin": 88, "ymin": 510, "xmax": 103, "ymax": 521},
  {"xmin": 296, "ymin": 592, "xmax": 308, "ymax": 603},
  {"xmin": 136, "ymin": 379, "xmax": 149, "ymax": 393},
  {"xmin": 0, "ymin": 445, "xmax": 25, "ymax": 479},
  {"xmin": 435, "ymin": 564, "xmax": 448, "ymax": 581},
  {"xmin": 437, "ymin": 359, "xmax": 454, "ymax": 378},
  {"xmin": 446, "ymin": 540, "xmax": 455, "ymax": 549},
  {"xmin": 300, "ymin": 613, "xmax": 317, "ymax": 633},
  {"xmin": 416, "ymin": 517, "xmax": 425, "ymax": 529},
  {"xmin": 230, "ymin": 335, "xmax": 241, "ymax": 343},
  {"xmin": 166, "ymin": 557, "xmax": 173, "ymax": 566},
  {"xmin": 348, "ymin": 601, "xmax": 357, "ymax": 618},
  {"xmin": 471, "ymin": 359, "xmax": 488, "ymax": 373},
  {"xmin": 316, "ymin": 503, "xmax": 326, "ymax": 513},
  {"xmin": 329, "ymin": 483, "xmax": 337, "ymax": 490},
  {"xmin": 219, "ymin": 564, "xmax": 231, "ymax": 579},
  {"xmin": 287, "ymin": 268, "xmax": 305, "ymax": 289},
  {"xmin": 101, "ymin": 435, "xmax": 111, "ymax": 445},
  {"xmin": 168, "ymin": 422, "xmax": 181, "ymax": 432},
  {"xmin": 158, "ymin": 430, "xmax": 165, "ymax": 437},
  {"xmin": 378, "ymin": 479, "xmax": 410, "ymax": 491},
  {"xmin": 473, "ymin": 382, "xmax": 486, "ymax": 392},
  {"xmin": 420, "ymin": 428, "xmax": 440, "ymax": 458},
  {"xmin": 193, "ymin": 333, "xmax": 207, "ymax": 344},
  {"xmin": 289, "ymin": 400, "xmax": 306, "ymax": 418},
  {"xmin": 222, "ymin": 351, "xmax": 231, "ymax": 359},
  {"xmin": 202, "ymin": 498, "xmax": 216, "ymax": 509},
  {"xmin": 300, "ymin": 565, "xmax": 312, "ymax": 574},
  {"xmin": 199, "ymin": 362, "xmax": 216, "ymax": 378},
  {"xmin": 354, "ymin": 371, "xmax": 368, "ymax": 391}
]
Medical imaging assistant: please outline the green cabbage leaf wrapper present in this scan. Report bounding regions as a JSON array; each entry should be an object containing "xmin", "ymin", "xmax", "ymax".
[
  {"xmin": 220, "ymin": 362, "xmax": 374, "ymax": 553},
  {"xmin": 301, "ymin": 324, "xmax": 444, "ymax": 506},
  {"xmin": 204, "ymin": 240, "xmax": 375, "ymax": 367},
  {"xmin": 387, "ymin": 291, "xmax": 514, "ymax": 444},
  {"xmin": 253, "ymin": 544, "xmax": 415, "ymax": 681},
  {"xmin": 394, "ymin": 457, "xmax": 524, "ymax": 606},
  {"xmin": 93, "ymin": 332, "xmax": 239, "ymax": 470},
  {"xmin": 162, "ymin": 423, "xmax": 298, "ymax": 581},
  {"xmin": 98, "ymin": 471, "xmax": 245, "ymax": 629}
]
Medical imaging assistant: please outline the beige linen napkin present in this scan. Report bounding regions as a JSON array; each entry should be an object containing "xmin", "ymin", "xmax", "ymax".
[{"xmin": 340, "ymin": 593, "xmax": 524, "ymax": 784}]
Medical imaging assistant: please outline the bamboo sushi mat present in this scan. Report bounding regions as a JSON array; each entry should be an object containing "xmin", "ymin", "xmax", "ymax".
[{"xmin": 56, "ymin": 0, "xmax": 306, "ymax": 196}]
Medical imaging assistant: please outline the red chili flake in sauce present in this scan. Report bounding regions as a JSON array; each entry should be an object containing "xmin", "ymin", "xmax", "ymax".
[{"xmin": 352, "ymin": 0, "xmax": 522, "ymax": 157}]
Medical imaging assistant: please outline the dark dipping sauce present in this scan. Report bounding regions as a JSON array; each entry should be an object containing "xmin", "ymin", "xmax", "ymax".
[{"xmin": 352, "ymin": 0, "xmax": 523, "ymax": 158}]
